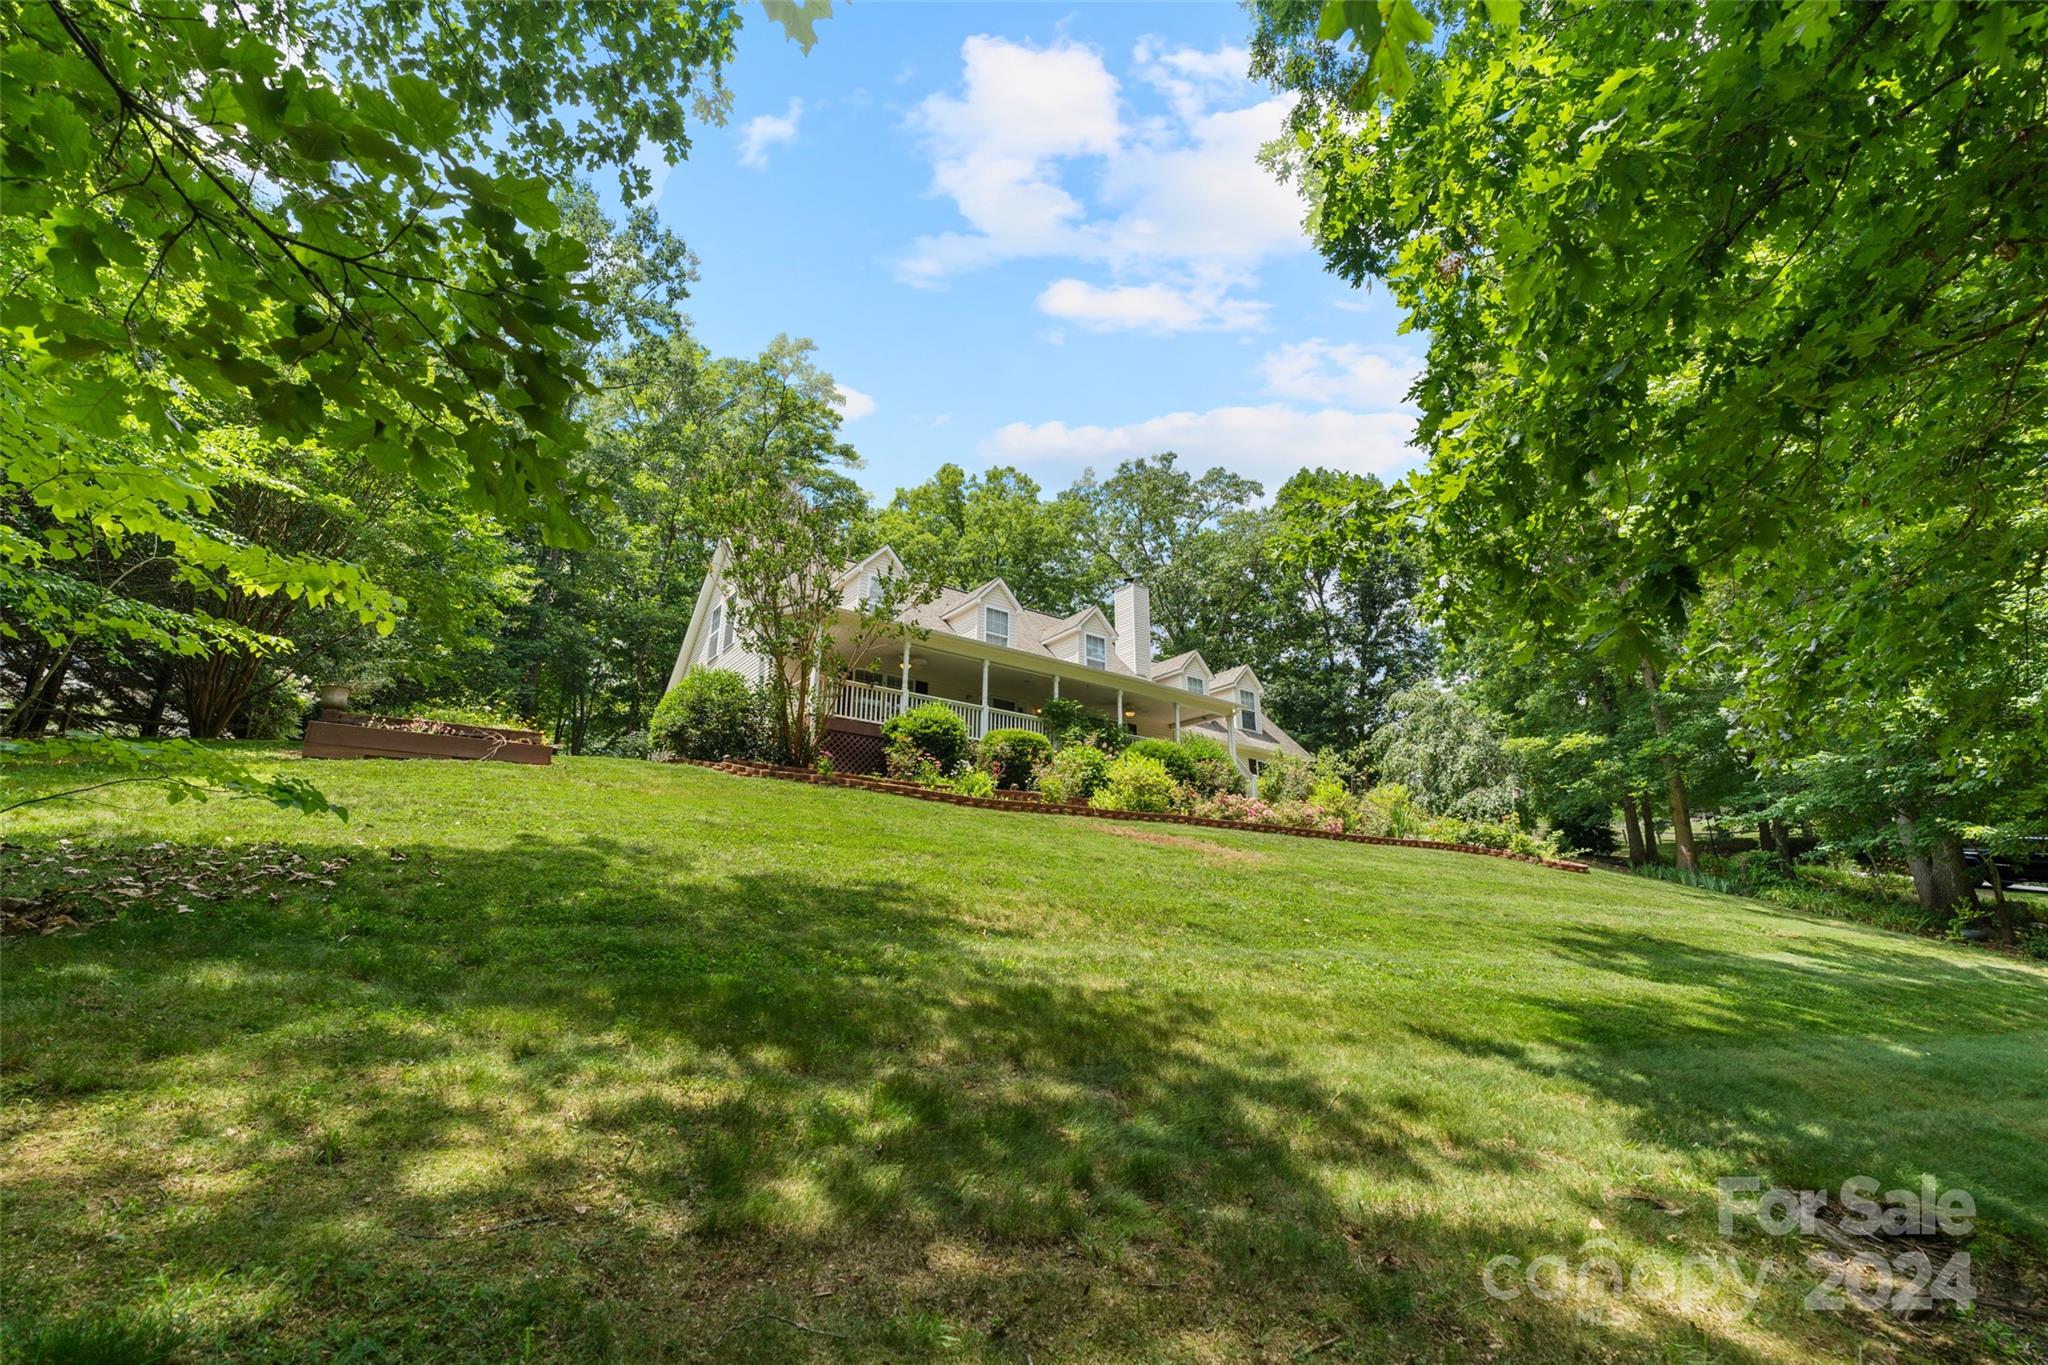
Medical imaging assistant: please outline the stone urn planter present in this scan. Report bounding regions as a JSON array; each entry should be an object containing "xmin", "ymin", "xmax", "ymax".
[{"xmin": 317, "ymin": 683, "xmax": 352, "ymax": 711}]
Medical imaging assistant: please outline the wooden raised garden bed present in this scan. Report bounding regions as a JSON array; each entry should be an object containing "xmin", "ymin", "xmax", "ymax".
[{"xmin": 302, "ymin": 710, "xmax": 553, "ymax": 765}]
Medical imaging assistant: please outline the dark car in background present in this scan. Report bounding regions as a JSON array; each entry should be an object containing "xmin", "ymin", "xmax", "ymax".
[{"xmin": 1963, "ymin": 838, "xmax": 2048, "ymax": 890}]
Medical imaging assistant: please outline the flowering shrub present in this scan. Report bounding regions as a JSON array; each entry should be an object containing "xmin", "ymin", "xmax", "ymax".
[
  {"xmin": 1189, "ymin": 792, "xmax": 1275, "ymax": 824},
  {"xmin": 1088, "ymin": 752, "xmax": 1181, "ymax": 813},
  {"xmin": 1263, "ymin": 799, "xmax": 1348, "ymax": 833},
  {"xmin": 884, "ymin": 734, "xmax": 943, "ymax": 787},
  {"xmin": 1036, "ymin": 743, "xmax": 1112, "ymax": 804}
]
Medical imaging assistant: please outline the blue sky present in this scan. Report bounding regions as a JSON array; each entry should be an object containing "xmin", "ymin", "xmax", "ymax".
[{"xmin": 640, "ymin": 2, "xmax": 1423, "ymax": 501}]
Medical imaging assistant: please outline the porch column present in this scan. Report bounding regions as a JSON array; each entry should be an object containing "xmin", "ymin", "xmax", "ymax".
[
  {"xmin": 1115, "ymin": 689, "xmax": 1123, "ymax": 736},
  {"xmin": 1173, "ymin": 702, "xmax": 1180, "ymax": 741},
  {"xmin": 899, "ymin": 638, "xmax": 911, "ymax": 714},
  {"xmin": 1052, "ymin": 675, "xmax": 1060, "ymax": 699},
  {"xmin": 1228, "ymin": 708, "xmax": 1238, "ymax": 761},
  {"xmin": 979, "ymin": 658, "xmax": 990, "ymax": 738}
]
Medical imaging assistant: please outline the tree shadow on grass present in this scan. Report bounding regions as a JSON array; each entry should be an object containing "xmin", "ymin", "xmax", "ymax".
[
  {"xmin": 1417, "ymin": 923, "xmax": 2048, "ymax": 1249},
  {"xmin": 1, "ymin": 834, "xmax": 1940, "ymax": 1362}
]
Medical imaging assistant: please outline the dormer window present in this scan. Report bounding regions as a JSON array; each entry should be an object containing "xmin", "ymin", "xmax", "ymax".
[
  {"xmin": 861, "ymin": 571, "xmax": 883, "ymax": 608},
  {"xmin": 983, "ymin": 605, "xmax": 1010, "ymax": 648},
  {"xmin": 1238, "ymin": 688, "xmax": 1258, "ymax": 732},
  {"xmin": 1083, "ymin": 633, "xmax": 1108, "ymax": 669},
  {"xmin": 706, "ymin": 603, "xmax": 724, "ymax": 658},
  {"xmin": 722, "ymin": 598, "xmax": 735, "ymax": 652},
  {"xmin": 1185, "ymin": 675, "xmax": 1205, "ymax": 695}
]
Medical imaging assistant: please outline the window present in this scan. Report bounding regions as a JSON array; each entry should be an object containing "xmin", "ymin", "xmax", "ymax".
[
  {"xmin": 983, "ymin": 605, "xmax": 1010, "ymax": 647},
  {"xmin": 1238, "ymin": 688, "xmax": 1257, "ymax": 732},
  {"xmin": 861, "ymin": 570, "xmax": 886, "ymax": 609},
  {"xmin": 1248, "ymin": 758, "xmax": 1265, "ymax": 776},
  {"xmin": 1083, "ymin": 633, "xmax": 1107, "ymax": 669},
  {"xmin": 1185, "ymin": 675, "xmax": 1205, "ymax": 695},
  {"xmin": 722, "ymin": 599, "xmax": 735, "ymax": 652},
  {"xmin": 706, "ymin": 603, "xmax": 724, "ymax": 658}
]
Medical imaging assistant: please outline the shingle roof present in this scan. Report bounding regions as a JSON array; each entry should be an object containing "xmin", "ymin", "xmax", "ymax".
[{"xmin": 899, "ymin": 586, "xmax": 1150, "ymax": 678}]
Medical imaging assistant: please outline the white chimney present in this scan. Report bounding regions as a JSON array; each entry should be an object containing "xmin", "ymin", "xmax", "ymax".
[{"xmin": 1113, "ymin": 580, "xmax": 1151, "ymax": 677}]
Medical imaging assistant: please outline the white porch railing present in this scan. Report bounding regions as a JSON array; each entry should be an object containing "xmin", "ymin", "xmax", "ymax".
[{"xmin": 834, "ymin": 679, "xmax": 1048, "ymax": 740}]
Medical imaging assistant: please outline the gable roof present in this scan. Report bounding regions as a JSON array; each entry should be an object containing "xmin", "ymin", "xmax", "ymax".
[
  {"xmin": 1039, "ymin": 604, "xmax": 1113, "ymax": 646},
  {"xmin": 1152, "ymin": 649, "xmax": 1211, "ymax": 679},
  {"xmin": 1209, "ymin": 663, "xmax": 1262, "ymax": 693}
]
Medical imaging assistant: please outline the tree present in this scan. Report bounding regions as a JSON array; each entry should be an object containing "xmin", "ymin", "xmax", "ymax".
[
  {"xmin": 691, "ymin": 338, "xmax": 930, "ymax": 767},
  {"xmin": 873, "ymin": 464, "xmax": 1104, "ymax": 615},
  {"xmin": 1077, "ymin": 454, "xmax": 1267, "ymax": 661},
  {"xmin": 1255, "ymin": 0, "xmax": 2048, "ymax": 904},
  {"xmin": 1369, "ymin": 682, "xmax": 1515, "ymax": 821},
  {"xmin": 1256, "ymin": 469, "xmax": 1434, "ymax": 751},
  {"xmin": 2, "ymin": 0, "xmax": 746, "ymax": 801}
]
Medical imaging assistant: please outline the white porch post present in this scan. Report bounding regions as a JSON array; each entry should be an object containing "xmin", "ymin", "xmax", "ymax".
[
  {"xmin": 1228, "ymin": 708, "xmax": 1239, "ymax": 761},
  {"xmin": 1052, "ymin": 675, "xmax": 1060, "ymax": 699},
  {"xmin": 1115, "ymin": 689, "xmax": 1123, "ymax": 736},
  {"xmin": 1173, "ymin": 702, "xmax": 1180, "ymax": 740},
  {"xmin": 979, "ymin": 658, "xmax": 990, "ymax": 738},
  {"xmin": 899, "ymin": 638, "xmax": 911, "ymax": 714}
]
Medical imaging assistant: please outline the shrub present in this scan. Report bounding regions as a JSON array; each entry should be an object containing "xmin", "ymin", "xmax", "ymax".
[
  {"xmin": 588, "ymin": 729, "xmax": 652, "ymax": 760},
  {"xmin": 1089, "ymin": 752, "xmax": 1181, "ymax": 814},
  {"xmin": 1040, "ymin": 698, "xmax": 1130, "ymax": 753},
  {"xmin": 948, "ymin": 768, "xmax": 997, "ymax": 798},
  {"xmin": 1255, "ymin": 753, "xmax": 1315, "ymax": 803},
  {"xmin": 1553, "ymin": 807, "xmax": 1619, "ymax": 858},
  {"xmin": 884, "ymin": 734, "xmax": 944, "ymax": 787},
  {"xmin": 978, "ymin": 728, "xmax": 1053, "ymax": 790},
  {"xmin": 1262, "ymin": 798, "xmax": 1347, "ymax": 833},
  {"xmin": 882, "ymin": 701, "xmax": 971, "ymax": 773},
  {"xmin": 1308, "ymin": 777, "xmax": 1361, "ymax": 831},
  {"xmin": 1189, "ymin": 791, "xmax": 1274, "ymax": 824},
  {"xmin": 1125, "ymin": 738, "xmax": 1196, "ymax": 785},
  {"xmin": 1176, "ymin": 734, "xmax": 1244, "ymax": 797},
  {"xmin": 650, "ymin": 669, "xmax": 763, "ymax": 761},
  {"xmin": 1036, "ymin": 743, "xmax": 1112, "ymax": 804},
  {"xmin": 1358, "ymin": 783, "xmax": 1418, "ymax": 838}
]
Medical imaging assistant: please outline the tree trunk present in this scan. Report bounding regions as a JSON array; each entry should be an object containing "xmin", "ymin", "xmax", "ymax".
[
  {"xmin": 138, "ymin": 662, "xmax": 174, "ymax": 738},
  {"xmin": 1639, "ymin": 662, "xmax": 1698, "ymax": 872},
  {"xmin": 1770, "ymin": 818, "xmax": 1795, "ymax": 865},
  {"xmin": 1895, "ymin": 812, "xmax": 1977, "ymax": 914},
  {"xmin": 1642, "ymin": 796, "xmax": 1663, "ymax": 864},
  {"xmin": 1619, "ymin": 794, "xmax": 1648, "ymax": 866},
  {"xmin": 7, "ymin": 650, "xmax": 73, "ymax": 737},
  {"xmin": 1986, "ymin": 857, "xmax": 2016, "ymax": 946}
]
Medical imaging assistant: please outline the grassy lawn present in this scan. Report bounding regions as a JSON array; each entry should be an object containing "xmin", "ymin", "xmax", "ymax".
[{"xmin": 3, "ymin": 750, "xmax": 2045, "ymax": 1362}]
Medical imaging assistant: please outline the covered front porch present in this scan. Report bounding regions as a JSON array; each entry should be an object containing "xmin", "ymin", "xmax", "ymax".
[{"xmin": 833, "ymin": 635, "xmax": 1235, "ymax": 745}]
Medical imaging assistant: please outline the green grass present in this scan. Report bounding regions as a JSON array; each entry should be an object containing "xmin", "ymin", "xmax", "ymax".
[{"xmin": 3, "ymin": 749, "xmax": 2045, "ymax": 1362}]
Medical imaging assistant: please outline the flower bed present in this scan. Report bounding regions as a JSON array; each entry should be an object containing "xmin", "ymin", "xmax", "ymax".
[
  {"xmin": 675, "ymin": 757, "xmax": 1588, "ymax": 874},
  {"xmin": 302, "ymin": 710, "xmax": 554, "ymax": 765}
]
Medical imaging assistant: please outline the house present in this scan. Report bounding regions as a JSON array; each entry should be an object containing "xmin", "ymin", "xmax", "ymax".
[{"xmin": 669, "ymin": 545, "xmax": 1309, "ymax": 780}]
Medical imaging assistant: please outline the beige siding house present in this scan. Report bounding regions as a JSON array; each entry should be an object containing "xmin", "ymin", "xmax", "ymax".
[{"xmin": 668, "ymin": 545, "xmax": 1309, "ymax": 779}]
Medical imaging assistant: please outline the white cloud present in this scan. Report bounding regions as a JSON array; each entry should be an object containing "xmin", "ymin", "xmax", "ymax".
[
  {"xmin": 1257, "ymin": 339, "xmax": 1421, "ymax": 408},
  {"xmin": 739, "ymin": 97, "xmax": 804, "ymax": 170},
  {"xmin": 1131, "ymin": 37, "xmax": 1255, "ymax": 124},
  {"xmin": 833, "ymin": 383, "xmax": 877, "ymax": 421},
  {"xmin": 1037, "ymin": 278, "xmax": 1265, "ymax": 334},
  {"xmin": 897, "ymin": 36, "xmax": 1307, "ymax": 321},
  {"xmin": 980, "ymin": 404, "xmax": 1418, "ymax": 487}
]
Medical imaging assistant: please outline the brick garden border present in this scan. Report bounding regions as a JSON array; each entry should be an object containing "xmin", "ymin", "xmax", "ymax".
[{"xmin": 674, "ymin": 757, "xmax": 1589, "ymax": 875}]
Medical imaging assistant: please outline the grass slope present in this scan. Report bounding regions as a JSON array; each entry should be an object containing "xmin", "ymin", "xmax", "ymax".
[{"xmin": 2, "ymin": 751, "xmax": 2045, "ymax": 1363}]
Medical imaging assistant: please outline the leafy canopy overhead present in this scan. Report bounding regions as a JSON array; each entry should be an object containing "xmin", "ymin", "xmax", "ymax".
[{"xmin": 1255, "ymin": 0, "xmax": 2047, "ymax": 761}]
